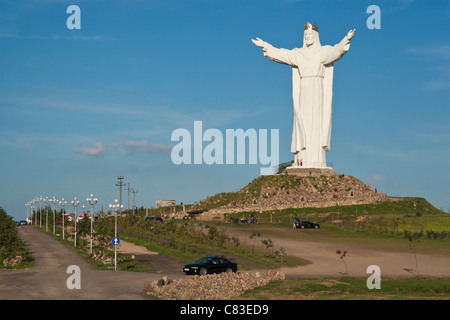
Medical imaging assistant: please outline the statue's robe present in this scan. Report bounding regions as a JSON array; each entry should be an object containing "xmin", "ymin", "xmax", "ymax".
[{"xmin": 262, "ymin": 35, "xmax": 350, "ymax": 168}]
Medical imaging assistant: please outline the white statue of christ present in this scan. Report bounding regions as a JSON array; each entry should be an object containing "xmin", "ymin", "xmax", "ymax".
[{"xmin": 252, "ymin": 23, "xmax": 355, "ymax": 169}]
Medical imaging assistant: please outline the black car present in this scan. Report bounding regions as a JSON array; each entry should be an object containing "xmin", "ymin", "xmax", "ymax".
[
  {"xmin": 145, "ymin": 216, "xmax": 163, "ymax": 222},
  {"xmin": 183, "ymin": 256, "xmax": 237, "ymax": 276},
  {"xmin": 295, "ymin": 219, "xmax": 320, "ymax": 229},
  {"xmin": 17, "ymin": 220, "xmax": 27, "ymax": 226}
]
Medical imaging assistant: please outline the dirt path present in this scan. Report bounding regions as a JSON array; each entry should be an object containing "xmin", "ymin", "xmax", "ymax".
[
  {"xmin": 0, "ymin": 226, "xmax": 184, "ymax": 300},
  {"xmin": 116, "ymin": 239, "xmax": 184, "ymax": 275},
  {"xmin": 115, "ymin": 224, "xmax": 450, "ymax": 279},
  {"xmin": 223, "ymin": 225, "xmax": 450, "ymax": 278},
  {"xmin": 117, "ymin": 240, "xmax": 158, "ymax": 256}
]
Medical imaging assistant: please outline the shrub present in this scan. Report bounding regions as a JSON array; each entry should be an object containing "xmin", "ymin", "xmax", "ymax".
[{"xmin": 0, "ymin": 207, "xmax": 33, "ymax": 268}]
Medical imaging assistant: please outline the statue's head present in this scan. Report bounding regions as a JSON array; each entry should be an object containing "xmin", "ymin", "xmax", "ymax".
[{"xmin": 303, "ymin": 22, "xmax": 320, "ymax": 48}]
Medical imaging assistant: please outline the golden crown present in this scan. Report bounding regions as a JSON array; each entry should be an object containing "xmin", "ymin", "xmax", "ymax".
[{"xmin": 304, "ymin": 22, "xmax": 319, "ymax": 32}]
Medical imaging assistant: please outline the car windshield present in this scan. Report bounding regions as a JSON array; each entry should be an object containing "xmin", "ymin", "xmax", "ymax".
[{"xmin": 195, "ymin": 257, "xmax": 211, "ymax": 264}]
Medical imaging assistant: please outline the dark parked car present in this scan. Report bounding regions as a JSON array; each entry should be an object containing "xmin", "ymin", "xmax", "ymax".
[
  {"xmin": 294, "ymin": 219, "xmax": 320, "ymax": 229},
  {"xmin": 183, "ymin": 256, "xmax": 237, "ymax": 276},
  {"xmin": 145, "ymin": 216, "xmax": 163, "ymax": 222},
  {"xmin": 17, "ymin": 220, "xmax": 27, "ymax": 226}
]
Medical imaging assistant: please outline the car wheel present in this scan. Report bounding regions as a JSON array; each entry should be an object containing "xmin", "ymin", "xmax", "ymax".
[
  {"xmin": 226, "ymin": 267, "xmax": 233, "ymax": 273},
  {"xmin": 301, "ymin": 226, "xmax": 305, "ymax": 229},
  {"xmin": 314, "ymin": 225, "xmax": 318, "ymax": 229},
  {"xmin": 200, "ymin": 267, "xmax": 207, "ymax": 276}
]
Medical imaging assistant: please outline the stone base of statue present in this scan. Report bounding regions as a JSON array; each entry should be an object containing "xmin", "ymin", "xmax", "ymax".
[{"xmin": 284, "ymin": 166, "xmax": 336, "ymax": 177}]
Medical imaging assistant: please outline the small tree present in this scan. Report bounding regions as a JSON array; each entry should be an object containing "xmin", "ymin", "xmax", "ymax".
[
  {"xmin": 261, "ymin": 239, "xmax": 274, "ymax": 256},
  {"xmin": 250, "ymin": 232, "xmax": 261, "ymax": 252},
  {"xmin": 231, "ymin": 236, "xmax": 240, "ymax": 252},
  {"xmin": 275, "ymin": 247, "xmax": 287, "ymax": 263},
  {"xmin": 336, "ymin": 249, "xmax": 348, "ymax": 277},
  {"xmin": 404, "ymin": 230, "xmax": 421, "ymax": 276}
]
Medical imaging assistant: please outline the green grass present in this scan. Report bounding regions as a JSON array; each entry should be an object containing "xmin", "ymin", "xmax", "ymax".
[
  {"xmin": 189, "ymin": 175, "xmax": 310, "ymax": 211},
  {"xmin": 221, "ymin": 197, "xmax": 449, "ymax": 240},
  {"xmin": 224, "ymin": 197, "xmax": 443, "ymax": 219},
  {"xmin": 39, "ymin": 227, "xmax": 156, "ymax": 272},
  {"xmin": 240, "ymin": 277, "xmax": 450, "ymax": 300},
  {"xmin": 120, "ymin": 231, "xmax": 311, "ymax": 270}
]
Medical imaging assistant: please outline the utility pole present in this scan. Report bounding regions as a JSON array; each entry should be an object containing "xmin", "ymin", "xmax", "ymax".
[
  {"xmin": 124, "ymin": 183, "xmax": 131, "ymax": 211},
  {"xmin": 116, "ymin": 176, "xmax": 125, "ymax": 215},
  {"xmin": 132, "ymin": 188, "xmax": 138, "ymax": 214}
]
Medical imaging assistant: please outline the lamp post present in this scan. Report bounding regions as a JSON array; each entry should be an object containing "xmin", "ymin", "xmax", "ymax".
[
  {"xmin": 25, "ymin": 202, "xmax": 30, "ymax": 224},
  {"xmin": 59, "ymin": 198, "xmax": 67, "ymax": 240},
  {"xmin": 109, "ymin": 199, "xmax": 123, "ymax": 271},
  {"xmin": 86, "ymin": 194, "xmax": 98, "ymax": 254},
  {"xmin": 39, "ymin": 196, "xmax": 43, "ymax": 228},
  {"xmin": 49, "ymin": 197, "xmax": 57, "ymax": 234},
  {"xmin": 30, "ymin": 200, "xmax": 36, "ymax": 225},
  {"xmin": 44, "ymin": 197, "xmax": 49, "ymax": 232},
  {"xmin": 71, "ymin": 197, "xmax": 79, "ymax": 247}
]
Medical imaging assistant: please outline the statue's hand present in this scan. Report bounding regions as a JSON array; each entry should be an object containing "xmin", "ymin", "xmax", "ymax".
[
  {"xmin": 251, "ymin": 37, "xmax": 266, "ymax": 48},
  {"xmin": 346, "ymin": 29, "xmax": 356, "ymax": 40}
]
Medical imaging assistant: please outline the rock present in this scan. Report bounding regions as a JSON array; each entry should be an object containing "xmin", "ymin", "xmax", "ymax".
[
  {"xmin": 176, "ymin": 288, "xmax": 191, "ymax": 300},
  {"xmin": 146, "ymin": 271, "xmax": 285, "ymax": 300},
  {"xmin": 191, "ymin": 173, "xmax": 388, "ymax": 220},
  {"xmin": 150, "ymin": 280, "xmax": 160, "ymax": 292},
  {"xmin": 2, "ymin": 255, "xmax": 23, "ymax": 267},
  {"xmin": 143, "ymin": 282, "xmax": 152, "ymax": 293},
  {"xmin": 157, "ymin": 278, "xmax": 165, "ymax": 287}
]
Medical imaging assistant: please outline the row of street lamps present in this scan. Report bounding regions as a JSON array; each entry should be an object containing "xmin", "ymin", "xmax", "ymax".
[
  {"xmin": 25, "ymin": 196, "xmax": 69, "ymax": 235},
  {"xmin": 26, "ymin": 194, "xmax": 124, "ymax": 270},
  {"xmin": 25, "ymin": 195, "xmax": 98, "ymax": 248}
]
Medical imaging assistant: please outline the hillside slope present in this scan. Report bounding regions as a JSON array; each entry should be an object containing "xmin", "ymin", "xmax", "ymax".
[{"xmin": 190, "ymin": 172, "xmax": 388, "ymax": 214}]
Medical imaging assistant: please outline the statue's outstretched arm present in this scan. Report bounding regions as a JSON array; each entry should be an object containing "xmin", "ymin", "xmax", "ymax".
[
  {"xmin": 347, "ymin": 29, "xmax": 356, "ymax": 40},
  {"xmin": 322, "ymin": 29, "xmax": 356, "ymax": 65},
  {"xmin": 251, "ymin": 37, "xmax": 297, "ymax": 66},
  {"xmin": 251, "ymin": 37, "xmax": 267, "ymax": 49}
]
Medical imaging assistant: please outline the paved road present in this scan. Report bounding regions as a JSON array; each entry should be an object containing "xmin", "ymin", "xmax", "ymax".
[{"xmin": 0, "ymin": 226, "xmax": 184, "ymax": 300}]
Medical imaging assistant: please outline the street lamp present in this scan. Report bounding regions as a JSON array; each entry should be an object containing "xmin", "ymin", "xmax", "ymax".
[
  {"xmin": 59, "ymin": 198, "xmax": 67, "ymax": 240},
  {"xmin": 44, "ymin": 197, "xmax": 49, "ymax": 232},
  {"xmin": 39, "ymin": 196, "xmax": 43, "ymax": 228},
  {"xmin": 71, "ymin": 197, "xmax": 80, "ymax": 247},
  {"xmin": 109, "ymin": 199, "xmax": 123, "ymax": 271},
  {"xmin": 49, "ymin": 197, "xmax": 57, "ymax": 234},
  {"xmin": 86, "ymin": 194, "xmax": 98, "ymax": 254},
  {"xmin": 30, "ymin": 200, "xmax": 36, "ymax": 225},
  {"xmin": 25, "ymin": 202, "xmax": 30, "ymax": 224}
]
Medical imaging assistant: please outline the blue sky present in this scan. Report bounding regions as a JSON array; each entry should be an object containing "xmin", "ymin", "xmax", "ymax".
[{"xmin": 1, "ymin": 0, "xmax": 450, "ymax": 220}]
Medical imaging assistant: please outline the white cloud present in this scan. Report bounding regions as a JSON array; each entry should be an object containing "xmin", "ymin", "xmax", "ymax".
[
  {"xmin": 410, "ymin": 45, "xmax": 450, "ymax": 60},
  {"xmin": 71, "ymin": 139, "xmax": 173, "ymax": 156},
  {"xmin": 369, "ymin": 174, "xmax": 383, "ymax": 181},
  {"xmin": 410, "ymin": 45, "xmax": 450, "ymax": 91},
  {"xmin": 421, "ymin": 80, "xmax": 450, "ymax": 91},
  {"xmin": 71, "ymin": 142, "xmax": 106, "ymax": 156},
  {"xmin": 112, "ymin": 140, "xmax": 174, "ymax": 155},
  {"xmin": 0, "ymin": 32, "xmax": 113, "ymax": 41}
]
